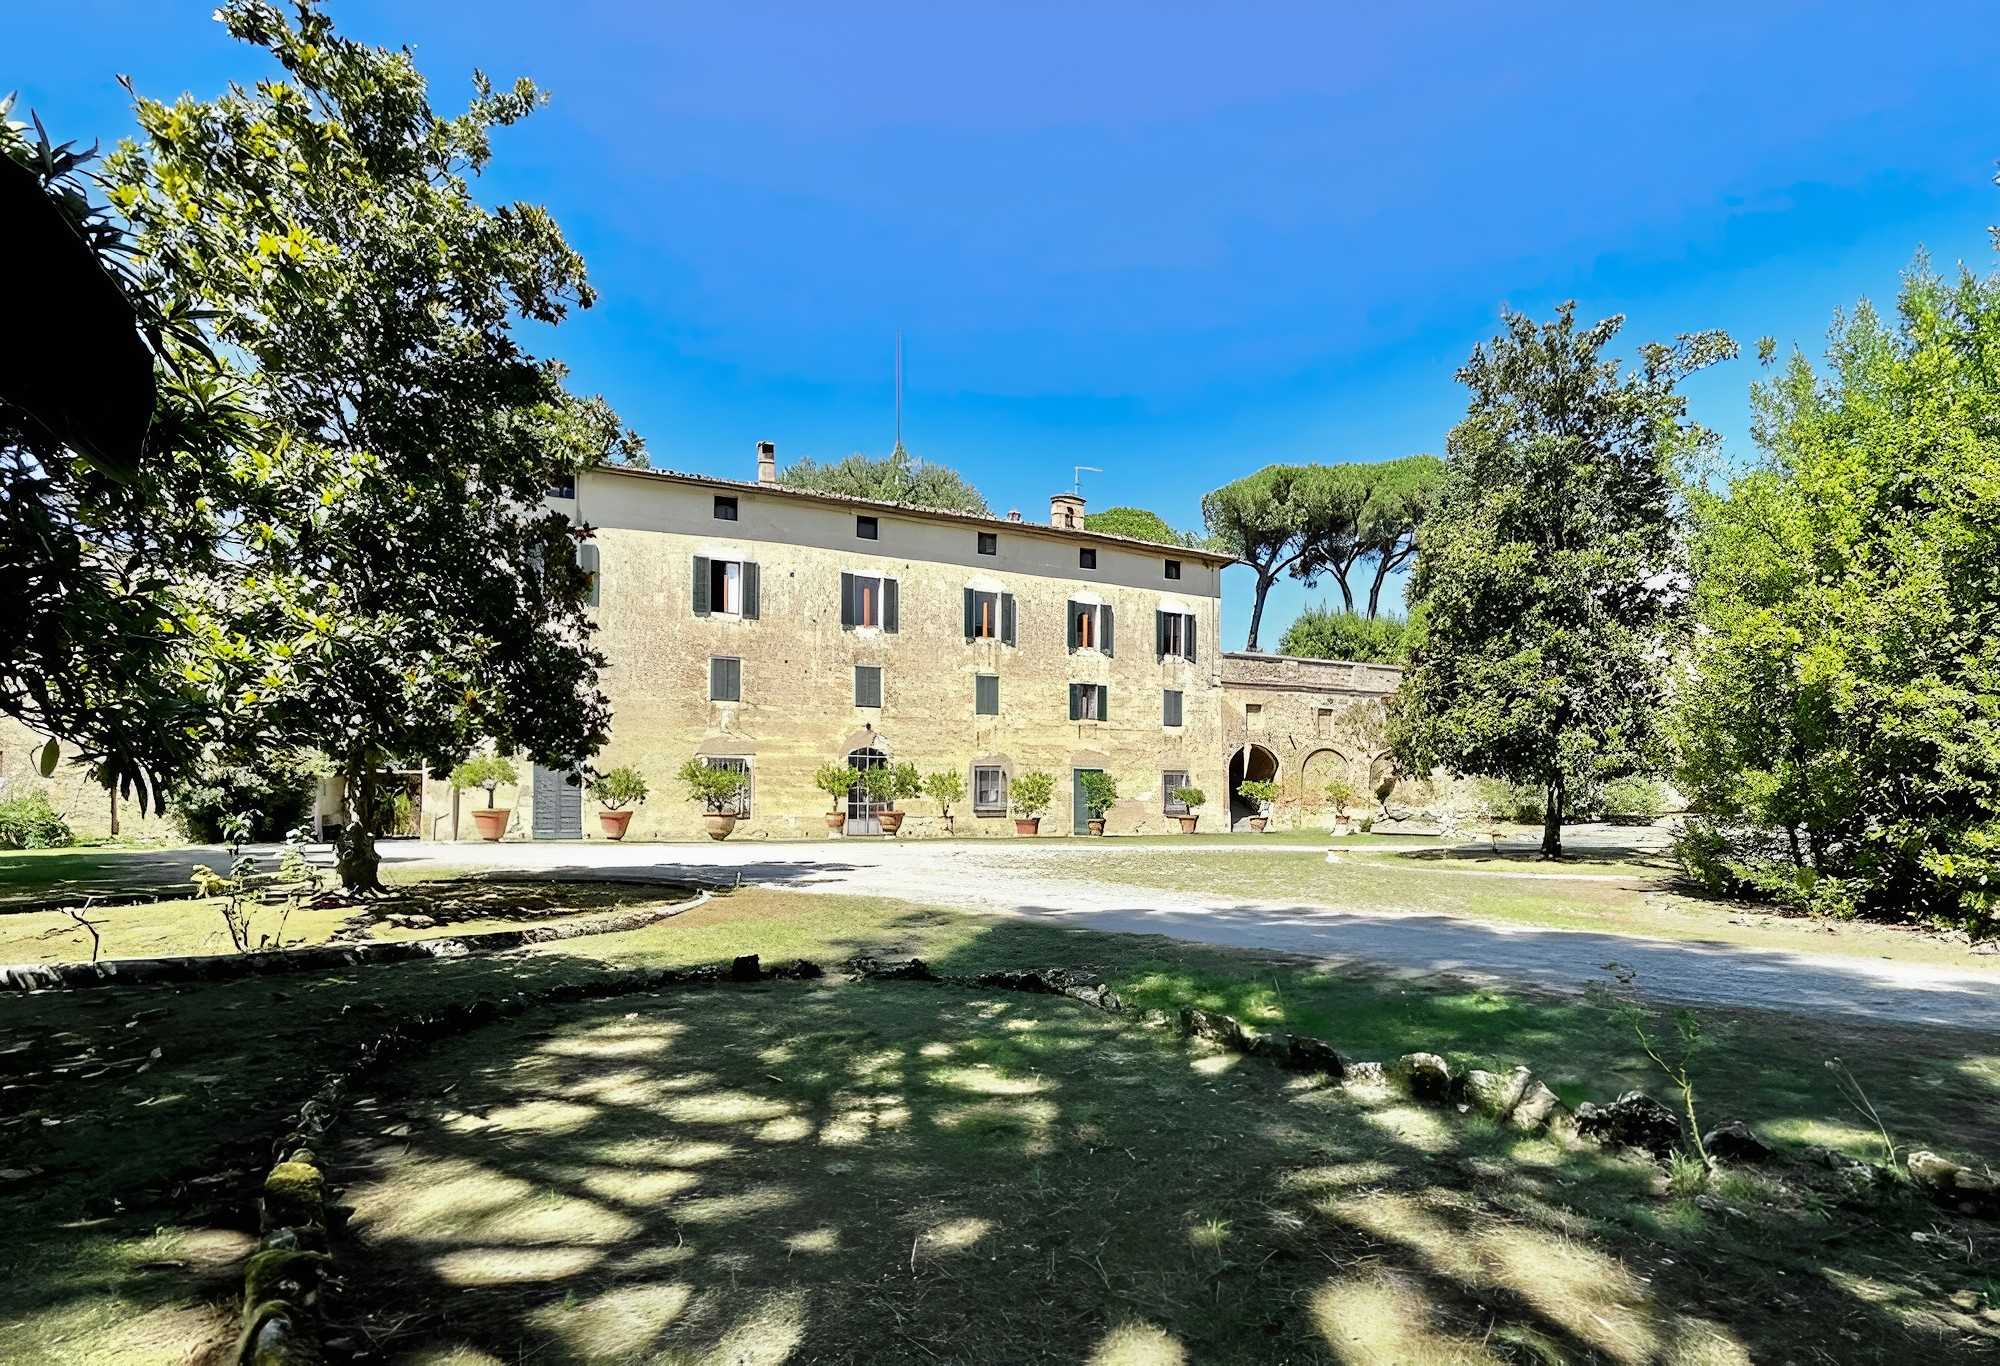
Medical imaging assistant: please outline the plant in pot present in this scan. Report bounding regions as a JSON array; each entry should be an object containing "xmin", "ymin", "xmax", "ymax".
[
  {"xmin": 589, "ymin": 766, "xmax": 649, "ymax": 840},
  {"xmin": 1324, "ymin": 778, "xmax": 1358, "ymax": 835},
  {"xmin": 875, "ymin": 761, "xmax": 923, "ymax": 835},
  {"xmin": 814, "ymin": 763, "xmax": 855, "ymax": 833},
  {"xmin": 1237, "ymin": 778, "xmax": 1280, "ymax": 833},
  {"xmin": 922, "ymin": 770, "xmax": 964, "ymax": 835},
  {"xmin": 1171, "ymin": 785, "xmax": 1206, "ymax": 834},
  {"xmin": 449, "ymin": 754, "xmax": 518, "ymax": 841},
  {"xmin": 677, "ymin": 758, "xmax": 749, "ymax": 841},
  {"xmin": 1078, "ymin": 770, "xmax": 1119, "ymax": 836},
  {"xmin": 1009, "ymin": 770, "xmax": 1054, "ymax": 836}
]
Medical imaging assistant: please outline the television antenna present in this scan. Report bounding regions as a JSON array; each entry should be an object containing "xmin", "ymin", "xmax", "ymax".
[
  {"xmin": 892, "ymin": 331, "xmax": 904, "ymax": 454},
  {"xmin": 1073, "ymin": 464, "xmax": 1102, "ymax": 496}
]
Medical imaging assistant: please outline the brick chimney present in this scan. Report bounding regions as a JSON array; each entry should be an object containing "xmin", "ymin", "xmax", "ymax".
[
  {"xmin": 1049, "ymin": 492, "xmax": 1084, "ymax": 529},
  {"xmin": 756, "ymin": 440, "xmax": 777, "ymax": 485}
]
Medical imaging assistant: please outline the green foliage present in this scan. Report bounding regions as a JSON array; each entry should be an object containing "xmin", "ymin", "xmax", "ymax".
[
  {"xmin": 1236, "ymin": 779, "xmax": 1279, "ymax": 809},
  {"xmin": 880, "ymin": 761, "xmax": 924, "ymax": 806},
  {"xmin": 780, "ymin": 445, "xmax": 989, "ymax": 515},
  {"xmin": 1078, "ymin": 770, "xmax": 1120, "ymax": 819},
  {"xmin": 1391, "ymin": 303, "xmax": 1735, "ymax": 856},
  {"xmin": 1475, "ymin": 778, "xmax": 1546, "ymax": 825},
  {"xmin": 1348, "ymin": 454, "xmax": 1448, "ymax": 619},
  {"xmin": 1201, "ymin": 464, "xmax": 1351, "ymax": 650},
  {"xmin": 855, "ymin": 763, "xmax": 899, "ymax": 806},
  {"xmin": 0, "ymin": 791, "xmax": 74, "ymax": 849},
  {"xmin": 1277, "ymin": 606, "xmax": 1408, "ymax": 663},
  {"xmin": 189, "ymin": 824, "xmax": 322, "ymax": 953},
  {"xmin": 1600, "ymin": 776, "xmax": 1665, "ymax": 823},
  {"xmin": 1322, "ymin": 778, "xmax": 1358, "ymax": 817},
  {"xmin": 101, "ymin": 1, "xmax": 641, "ymax": 888},
  {"xmin": 1601, "ymin": 964, "xmax": 1715, "ymax": 1168},
  {"xmin": 1009, "ymin": 770, "xmax": 1055, "ymax": 819},
  {"xmin": 813, "ymin": 763, "xmax": 856, "ymax": 806},
  {"xmin": 1171, "ymin": 785, "xmax": 1206, "ymax": 811},
  {"xmin": 1672, "ymin": 258, "xmax": 2000, "ymax": 938},
  {"xmin": 1083, "ymin": 506, "xmax": 1198, "ymax": 547},
  {"xmin": 170, "ymin": 749, "xmax": 325, "ymax": 842},
  {"xmin": 676, "ymin": 758, "xmax": 749, "ymax": 814},
  {"xmin": 588, "ymin": 766, "xmax": 649, "ymax": 810},
  {"xmin": 448, "ymin": 755, "xmax": 519, "ymax": 809},
  {"xmin": 921, "ymin": 770, "xmax": 965, "ymax": 816}
]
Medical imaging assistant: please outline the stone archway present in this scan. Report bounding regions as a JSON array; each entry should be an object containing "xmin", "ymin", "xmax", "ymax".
[
  {"xmin": 1298, "ymin": 747, "xmax": 1346, "ymax": 821},
  {"xmin": 1227, "ymin": 743, "xmax": 1279, "ymax": 827}
]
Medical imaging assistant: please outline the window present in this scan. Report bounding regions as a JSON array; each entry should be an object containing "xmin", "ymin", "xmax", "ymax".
[
  {"xmin": 691, "ymin": 555, "xmax": 760, "ymax": 619},
  {"xmin": 1069, "ymin": 682, "xmax": 1109, "ymax": 722},
  {"xmin": 709, "ymin": 656, "xmax": 742, "ymax": 703},
  {"xmin": 1246, "ymin": 703, "xmax": 1264, "ymax": 727},
  {"xmin": 1078, "ymin": 547, "xmax": 1097, "ymax": 570},
  {"xmin": 972, "ymin": 765, "xmax": 1007, "ymax": 815},
  {"xmin": 1315, "ymin": 707, "xmax": 1334, "ymax": 737},
  {"xmin": 978, "ymin": 532, "xmax": 998, "ymax": 556},
  {"xmin": 579, "ymin": 542, "xmax": 600, "ymax": 607},
  {"xmin": 1162, "ymin": 770, "xmax": 1192, "ymax": 814},
  {"xmin": 703, "ymin": 756, "xmax": 752, "ymax": 816},
  {"xmin": 840, "ymin": 573, "xmax": 899, "ymax": 632},
  {"xmin": 1156, "ymin": 609, "xmax": 1197, "ymax": 662},
  {"xmin": 854, "ymin": 665, "xmax": 883, "ymax": 709},
  {"xmin": 713, "ymin": 495, "xmax": 738, "ymax": 521},
  {"xmin": 856, "ymin": 515, "xmax": 879, "ymax": 540},
  {"xmin": 1163, "ymin": 689, "xmax": 1183, "ymax": 727},
  {"xmin": 1164, "ymin": 558, "xmax": 1181, "ymax": 580},
  {"xmin": 975, "ymin": 674, "xmax": 1000, "ymax": 716},
  {"xmin": 963, "ymin": 588, "xmax": 1017, "ymax": 643},
  {"xmin": 1067, "ymin": 599, "xmax": 1114, "ymax": 655},
  {"xmin": 546, "ymin": 476, "xmax": 575, "ymax": 499}
]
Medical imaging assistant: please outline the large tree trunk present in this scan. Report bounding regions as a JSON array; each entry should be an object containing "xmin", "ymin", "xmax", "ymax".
[
  {"xmin": 1540, "ymin": 778, "xmax": 1564, "ymax": 859},
  {"xmin": 336, "ymin": 764, "xmax": 389, "ymax": 894},
  {"xmin": 1365, "ymin": 554, "xmax": 1393, "ymax": 620},
  {"xmin": 1245, "ymin": 572, "xmax": 1276, "ymax": 651}
]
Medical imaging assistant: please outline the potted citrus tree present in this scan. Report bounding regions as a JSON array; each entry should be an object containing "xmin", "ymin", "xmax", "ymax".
[
  {"xmin": 1237, "ymin": 778, "xmax": 1279, "ymax": 833},
  {"xmin": 876, "ymin": 761, "xmax": 922, "ymax": 835},
  {"xmin": 1078, "ymin": 770, "xmax": 1119, "ymax": 836},
  {"xmin": 449, "ymin": 754, "xmax": 517, "ymax": 841},
  {"xmin": 814, "ymin": 763, "xmax": 854, "ymax": 833},
  {"xmin": 589, "ymin": 766, "xmax": 648, "ymax": 840},
  {"xmin": 1009, "ymin": 770, "xmax": 1054, "ymax": 836},
  {"xmin": 1324, "ymin": 777, "xmax": 1358, "ymax": 835},
  {"xmin": 1171, "ymin": 785, "xmax": 1206, "ymax": 834},
  {"xmin": 677, "ymin": 758, "xmax": 749, "ymax": 841},
  {"xmin": 922, "ymin": 770, "xmax": 964, "ymax": 835}
]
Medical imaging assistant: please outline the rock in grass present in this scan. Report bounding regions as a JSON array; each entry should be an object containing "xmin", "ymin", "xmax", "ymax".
[
  {"xmin": 730, "ymin": 954, "xmax": 761, "ymax": 981},
  {"xmin": 1509, "ymin": 1080, "xmax": 1565, "ymax": 1133},
  {"xmin": 261, "ymin": 1161, "xmax": 326, "ymax": 1229},
  {"xmin": 1702, "ymin": 1120, "xmax": 1773, "ymax": 1164},
  {"xmin": 1907, "ymin": 1150, "xmax": 2000, "ymax": 1218},
  {"xmin": 1177, "ymin": 1006, "xmax": 1245, "ymax": 1045},
  {"xmin": 1574, "ymin": 1091, "xmax": 1682, "ymax": 1158},
  {"xmin": 1390, "ymin": 1052, "xmax": 1452, "ymax": 1103},
  {"xmin": 1461, "ymin": 1066, "xmax": 1531, "ymax": 1119}
]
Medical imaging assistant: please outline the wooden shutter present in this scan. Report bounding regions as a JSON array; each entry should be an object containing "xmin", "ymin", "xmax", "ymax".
[
  {"xmin": 1068, "ymin": 684, "xmax": 1081, "ymax": 721},
  {"xmin": 1067, "ymin": 603, "xmax": 1079, "ymax": 653},
  {"xmin": 1185, "ymin": 613, "xmax": 1197, "ymax": 663},
  {"xmin": 1001, "ymin": 593, "xmax": 1016, "ymax": 646},
  {"xmin": 976, "ymin": 674, "xmax": 998, "ymax": 715},
  {"xmin": 1096, "ymin": 684, "xmax": 1109, "ymax": 721},
  {"xmin": 1101, "ymin": 603, "xmax": 1115, "ymax": 657},
  {"xmin": 1156, "ymin": 610, "xmax": 1168, "ymax": 660},
  {"xmin": 741, "ymin": 561, "xmax": 760, "ymax": 619},
  {"xmin": 963, "ymin": 588, "xmax": 977, "ymax": 640},
  {"xmin": 840, "ymin": 572, "xmax": 856, "ymax": 628},
  {"xmin": 692, "ymin": 555, "xmax": 711, "ymax": 616},
  {"xmin": 855, "ymin": 666, "xmax": 881, "ymax": 708},
  {"xmin": 883, "ymin": 578, "xmax": 899, "ymax": 634}
]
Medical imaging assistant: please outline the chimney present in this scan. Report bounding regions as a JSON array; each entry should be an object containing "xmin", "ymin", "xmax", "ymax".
[
  {"xmin": 1006, "ymin": 509, "xmax": 1023, "ymax": 522},
  {"xmin": 1049, "ymin": 492, "xmax": 1085, "ymax": 529},
  {"xmin": 756, "ymin": 440, "xmax": 777, "ymax": 485}
]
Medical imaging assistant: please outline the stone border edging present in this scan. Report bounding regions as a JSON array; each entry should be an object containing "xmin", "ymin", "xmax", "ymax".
[
  {"xmin": 232, "ymin": 950, "xmax": 825, "ymax": 1364},
  {"xmin": 0, "ymin": 889, "xmax": 710, "ymax": 992}
]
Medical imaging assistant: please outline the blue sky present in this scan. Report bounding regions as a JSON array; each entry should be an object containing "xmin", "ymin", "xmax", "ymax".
[{"xmin": 11, "ymin": 3, "xmax": 2000, "ymax": 647}]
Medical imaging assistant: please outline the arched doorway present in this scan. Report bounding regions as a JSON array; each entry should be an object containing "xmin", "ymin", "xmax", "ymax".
[
  {"xmin": 1227, "ymin": 744, "xmax": 1279, "ymax": 827},
  {"xmin": 1299, "ymin": 747, "xmax": 1346, "ymax": 823},
  {"xmin": 845, "ymin": 746, "xmax": 888, "ymax": 835}
]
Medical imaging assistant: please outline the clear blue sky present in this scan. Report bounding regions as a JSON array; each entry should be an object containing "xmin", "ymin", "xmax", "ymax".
[{"xmin": 11, "ymin": 3, "xmax": 2000, "ymax": 647}]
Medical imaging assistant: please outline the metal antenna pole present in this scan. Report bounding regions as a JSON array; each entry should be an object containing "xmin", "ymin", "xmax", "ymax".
[
  {"xmin": 1073, "ymin": 464, "xmax": 1103, "ymax": 496},
  {"xmin": 894, "ymin": 331, "xmax": 903, "ymax": 452}
]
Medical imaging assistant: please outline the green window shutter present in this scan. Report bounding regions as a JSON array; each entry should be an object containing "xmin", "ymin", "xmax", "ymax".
[
  {"xmin": 1156, "ymin": 610, "xmax": 1168, "ymax": 659},
  {"xmin": 855, "ymin": 666, "xmax": 882, "ymax": 708},
  {"xmin": 1185, "ymin": 613, "xmax": 1197, "ymax": 663},
  {"xmin": 840, "ymin": 572, "xmax": 855, "ymax": 628},
  {"xmin": 1067, "ymin": 603, "xmax": 1079, "ymax": 653},
  {"xmin": 883, "ymin": 578, "xmax": 900, "ymax": 633},
  {"xmin": 741, "ymin": 561, "xmax": 760, "ymax": 619},
  {"xmin": 1068, "ymin": 683, "xmax": 1081, "ymax": 721},
  {"xmin": 1164, "ymin": 689, "xmax": 1182, "ymax": 726},
  {"xmin": 1097, "ymin": 684, "xmax": 1109, "ymax": 721},
  {"xmin": 692, "ymin": 555, "xmax": 711, "ymax": 616},
  {"xmin": 710, "ymin": 657, "xmax": 742, "ymax": 702},
  {"xmin": 963, "ymin": 588, "xmax": 977, "ymax": 640},
  {"xmin": 1001, "ymin": 593, "xmax": 1016, "ymax": 646},
  {"xmin": 975, "ymin": 674, "xmax": 999, "ymax": 715},
  {"xmin": 1100, "ymin": 603, "xmax": 1115, "ymax": 657}
]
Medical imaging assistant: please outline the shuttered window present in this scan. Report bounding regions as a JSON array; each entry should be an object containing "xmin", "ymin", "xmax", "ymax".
[
  {"xmin": 709, "ymin": 656, "xmax": 741, "ymax": 703},
  {"xmin": 975, "ymin": 674, "xmax": 1000, "ymax": 716},
  {"xmin": 1067, "ymin": 601, "xmax": 1113, "ymax": 655},
  {"xmin": 840, "ymin": 573, "xmax": 897, "ymax": 632},
  {"xmin": 692, "ymin": 556, "xmax": 759, "ymax": 618},
  {"xmin": 854, "ymin": 665, "xmax": 883, "ymax": 709},
  {"xmin": 1156, "ymin": 610, "xmax": 1197, "ymax": 661},
  {"xmin": 1068, "ymin": 683, "xmax": 1109, "ymax": 722},
  {"xmin": 963, "ymin": 589, "xmax": 1015, "ymax": 642},
  {"xmin": 1163, "ymin": 689, "xmax": 1183, "ymax": 727}
]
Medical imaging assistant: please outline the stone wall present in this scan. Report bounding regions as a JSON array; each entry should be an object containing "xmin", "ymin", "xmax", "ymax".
[
  {"xmin": 0, "ymin": 717, "xmax": 179, "ymax": 844},
  {"xmin": 1217, "ymin": 652, "xmax": 1402, "ymax": 831}
]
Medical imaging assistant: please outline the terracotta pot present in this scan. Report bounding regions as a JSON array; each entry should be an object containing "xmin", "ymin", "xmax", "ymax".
[
  {"xmin": 880, "ymin": 810, "xmax": 906, "ymax": 835},
  {"xmin": 1333, "ymin": 816, "xmax": 1351, "ymax": 834},
  {"xmin": 703, "ymin": 812, "xmax": 738, "ymax": 841},
  {"xmin": 1247, "ymin": 816, "xmax": 1268, "ymax": 833},
  {"xmin": 1177, "ymin": 815, "xmax": 1199, "ymax": 834},
  {"xmin": 470, "ymin": 807, "xmax": 509, "ymax": 842},
  {"xmin": 1014, "ymin": 817, "xmax": 1040, "ymax": 836},
  {"xmin": 826, "ymin": 811, "xmax": 847, "ymax": 833},
  {"xmin": 1086, "ymin": 818, "xmax": 1106, "ymax": 836},
  {"xmin": 598, "ymin": 809, "xmax": 633, "ymax": 840}
]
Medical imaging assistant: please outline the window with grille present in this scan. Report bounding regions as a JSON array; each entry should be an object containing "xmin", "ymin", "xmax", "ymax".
[
  {"xmin": 1162, "ymin": 770, "xmax": 1192, "ymax": 814},
  {"xmin": 854, "ymin": 665, "xmax": 883, "ymax": 709},
  {"xmin": 704, "ymin": 756, "xmax": 752, "ymax": 816},
  {"xmin": 975, "ymin": 674, "xmax": 1000, "ymax": 716},
  {"xmin": 972, "ymin": 765, "xmax": 1007, "ymax": 814},
  {"xmin": 1163, "ymin": 689, "xmax": 1183, "ymax": 727},
  {"xmin": 691, "ymin": 555, "xmax": 760, "ymax": 618},
  {"xmin": 840, "ymin": 573, "xmax": 898, "ymax": 631},
  {"xmin": 709, "ymin": 656, "xmax": 742, "ymax": 703}
]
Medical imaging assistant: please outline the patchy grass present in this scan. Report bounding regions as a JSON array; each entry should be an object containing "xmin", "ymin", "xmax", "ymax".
[{"xmin": 2, "ymin": 887, "xmax": 1995, "ymax": 1361}]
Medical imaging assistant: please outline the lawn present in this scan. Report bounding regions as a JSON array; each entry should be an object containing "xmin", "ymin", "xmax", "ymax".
[{"xmin": 1, "ymin": 888, "xmax": 1994, "ymax": 1361}]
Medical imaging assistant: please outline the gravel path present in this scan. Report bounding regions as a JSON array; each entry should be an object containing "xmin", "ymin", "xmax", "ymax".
[{"xmin": 364, "ymin": 836, "xmax": 2000, "ymax": 1034}]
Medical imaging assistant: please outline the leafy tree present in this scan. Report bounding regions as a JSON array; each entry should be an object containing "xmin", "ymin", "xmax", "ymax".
[
  {"xmin": 921, "ymin": 769, "xmax": 964, "ymax": 819},
  {"xmin": 448, "ymin": 754, "xmax": 519, "ymax": 810},
  {"xmin": 1674, "ymin": 258, "xmax": 2000, "ymax": 936},
  {"xmin": 780, "ymin": 443, "xmax": 989, "ymax": 515},
  {"xmin": 1084, "ymin": 506, "xmax": 1197, "ymax": 546},
  {"xmin": 1354, "ymin": 454, "xmax": 1446, "ymax": 618},
  {"xmin": 1202, "ymin": 464, "xmax": 1355, "ymax": 650},
  {"xmin": 1391, "ymin": 303, "xmax": 1734, "ymax": 857},
  {"xmin": 588, "ymin": 765, "xmax": 649, "ymax": 810},
  {"xmin": 1276, "ymin": 605, "xmax": 1408, "ymax": 663},
  {"xmin": 103, "ymin": 1, "xmax": 642, "ymax": 891}
]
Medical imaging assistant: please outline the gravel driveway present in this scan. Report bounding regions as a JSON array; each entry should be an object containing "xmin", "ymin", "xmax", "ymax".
[{"xmin": 368, "ymin": 836, "xmax": 2000, "ymax": 1034}]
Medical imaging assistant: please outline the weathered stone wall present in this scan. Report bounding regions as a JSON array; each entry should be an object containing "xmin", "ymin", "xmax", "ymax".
[
  {"xmin": 0, "ymin": 716, "xmax": 179, "ymax": 843},
  {"xmin": 429, "ymin": 467, "xmax": 1235, "ymax": 840},
  {"xmin": 1218, "ymin": 652, "xmax": 1402, "ymax": 830}
]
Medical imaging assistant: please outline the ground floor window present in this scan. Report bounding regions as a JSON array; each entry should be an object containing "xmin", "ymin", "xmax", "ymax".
[
  {"xmin": 703, "ymin": 756, "xmax": 752, "ymax": 816},
  {"xmin": 1162, "ymin": 770, "xmax": 1191, "ymax": 814},
  {"xmin": 972, "ymin": 764, "xmax": 1007, "ymax": 815}
]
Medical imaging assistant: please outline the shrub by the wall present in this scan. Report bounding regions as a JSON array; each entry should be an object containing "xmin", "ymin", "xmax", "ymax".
[{"xmin": 0, "ymin": 790, "xmax": 74, "ymax": 848}]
